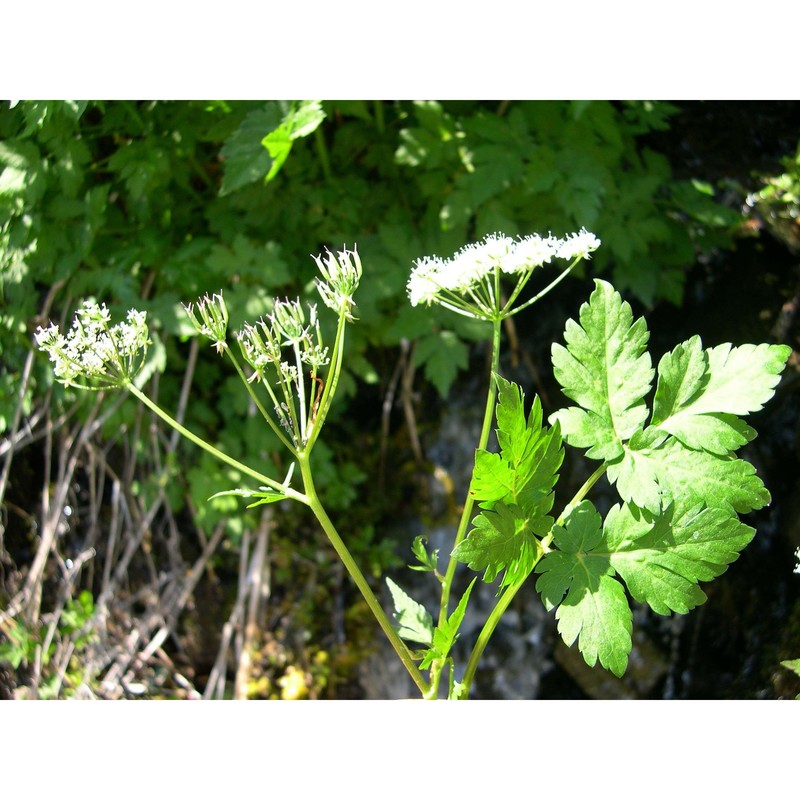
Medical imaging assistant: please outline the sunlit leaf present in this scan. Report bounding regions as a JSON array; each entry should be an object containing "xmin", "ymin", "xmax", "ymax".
[
  {"xmin": 386, "ymin": 577, "xmax": 433, "ymax": 646},
  {"xmin": 535, "ymin": 502, "xmax": 632, "ymax": 677},
  {"xmin": 550, "ymin": 279, "xmax": 653, "ymax": 461}
]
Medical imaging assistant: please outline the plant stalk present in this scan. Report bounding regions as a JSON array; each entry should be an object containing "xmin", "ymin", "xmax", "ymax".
[
  {"xmin": 459, "ymin": 573, "xmax": 527, "ymax": 697},
  {"xmin": 315, "ymin": 127, "xmax": 333, "ymax": 183},
  {"xmin": 224, "ymin": 346, "xmax": 298, "ymax": 455},
  {"xmin": 437, "ymin": 317, "xmax": 502, "ymax": 628},
  {"xmin": 297, "ymin": 452, "xmax": 429, "ymax": 696},
  {"xmin": 459, "ymin": 460, "xmax": 610, "ymax": 697},
  {"xmin": 126, "ymin": 383, "xmax": 302, "ymax": 501},
  {"xmin": 426, "ymin": 318, "xmax": 502, "ymax": 696}
]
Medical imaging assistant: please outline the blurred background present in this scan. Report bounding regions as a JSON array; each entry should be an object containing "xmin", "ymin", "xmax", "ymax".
[{"xmin": 1, "ymin": 99, "xmax": 798, "ymax": 699}]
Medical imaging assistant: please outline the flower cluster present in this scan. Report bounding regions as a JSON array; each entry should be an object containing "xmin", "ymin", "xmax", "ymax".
[
  {"xmin": 237, "ymin": 298, "xmax": 330, "ymax": 445},
  {"xmin": 178, "ymin": 246, "xmax": 361, "ymax": 451},
  {"xmin": 313, "ymin": 246, "xmax": 362, "ymax": 321},
  {"xmin": 238, "ymin": 299, "xmax": 329, "ymax": 378},
  {"xmin": 795, "ymin": 547, "xmax": 800, "ymax": 575},
  {"xmin": 34, "ymin": 300, "xmax": 150, "ymax": 389},
  {"xmin": 183, "ymin": 293, "xmax": 229, "ymax": 354},
  {"xmin": 407, "ymin": 228, "xmax": 600, "ymax": 319}
]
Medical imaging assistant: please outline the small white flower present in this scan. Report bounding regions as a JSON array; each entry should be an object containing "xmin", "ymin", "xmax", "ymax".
[
  {"xmin": 35, "ymin": 300, "xmax": 150, "ymax": 389},
  {"xmin": 270, "ymin": 298, "xmax": 307, "ymax": 345},
  {"xmin": 81, "ymin": 299, "xmax": 111, "ymax": 325},
  {"xmin": 34, "ymin": 323, "xmax": 62, "ymax": 350},
  {"xmin": 461, "ymin": 233, "xmax": 514, "ymax": 272},
  {"xmin": 795, "ymin": 547, "xmax": 800, "ymax": 575},
  {"xmin": 184, "ymin": 292, "xmax": 228, "ymax": 353},
  {"xmin": 313, "ymin": 246, "xmax": 362, "ymax": 320},
  {"xmin": 407, "ymin": 228, "xmax": 601, "ymax": 320},
  {"xmin": 301, "ymin": 344, "xmax": 330, "ymax": 369},
  {"xmin": 84, "ymin": 349, "xmax": 107, "ymax": 375},
  {"xmin": 556, "ymin": 227, "xmax": 601, "ymax": 261},
  {"xmin": 504, "ymin": 233, "xmax": 559, "ymax": 273},
  {"xmin": 237, "ymin": 319, "xmax": 282, "ymax": 374},
  {"xmin": 408, "ymin": 256, "xmax": 445, "ymax": 307},
  {"xmin": 441, "ymin": 247, "xmax": 490, "ymax": 290},
  {"xmin": 279, "ymin": 361, "xmax": 299, "ymax": 382},
  {"xmin": 314, "ymin": 246, "xmax": 362, "ymax": 289}
]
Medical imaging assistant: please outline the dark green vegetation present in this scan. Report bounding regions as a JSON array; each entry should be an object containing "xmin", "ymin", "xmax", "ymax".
[{"xmin": 1, "ymin": 100, "xmax": 798, "ymax": 698}]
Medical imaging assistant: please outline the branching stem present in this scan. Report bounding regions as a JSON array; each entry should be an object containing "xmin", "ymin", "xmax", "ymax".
[
  {"xmin": 459, "ymin": 460, "xmax": 609, "ymax": 697},
  {"xmin": 126, "ymin": 383, "xmax": 303, "ymax": 502},
  {"xmin": 297, "ymin": 452, "xmax": 429, "ymax": 696}
]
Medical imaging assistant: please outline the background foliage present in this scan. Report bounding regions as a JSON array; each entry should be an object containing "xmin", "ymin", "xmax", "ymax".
[{"xmin": 1, "ymin": 100, "xmax": 798, "ymax": 698}]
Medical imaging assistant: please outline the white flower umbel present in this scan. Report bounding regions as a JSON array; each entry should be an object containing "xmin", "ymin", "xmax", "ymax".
[
  {"xmin": 795, "ymin": 547, "xmax": 800, "ymax": 575},
  {"xmin": 408, "ymin": 228, "xmax": 600, "ymax": 320},
  {"xmin": 556, "ymin": 228, "xmax": 601, "ymax": 261},
  {"xmin": 35, "ymin": 300, "xmax": 150, "ymax": 389}
]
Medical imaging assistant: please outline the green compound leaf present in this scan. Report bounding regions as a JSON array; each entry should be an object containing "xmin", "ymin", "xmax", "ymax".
[
  {"xmin": 469, "ymin": 450, "xmax": 516, "ymax": 506},
  {"xmin": 452, "ymin": 503, "xmax": 543, "ymax": 587},
  {"xmin": 605, "ymin": 502, "xmax": 755, "ymax": 615},
  {"xmin": 386, "ymin": 577, "xmax": 434, "ymax": 646},
  {"xmin": 492, "ymin": 375, "xmax": 563, "ymax": 516},
  {"xmin": 469, "ymin": 375, "xmax": 563, "ymax": 517},
  {"xmin": 550, "ymin": 279, "xmax": 654, "ymax": 462},
  {"xmin": 535, "ymin": 501, "xmax": 632, "ymax": 677},
  {"xmin": 608, "ymin": 435, "xmax": 771, "ymax": 515},
  {"xmin": 420, "ymin": 578, "xmax": 476, "ymax": 669},
  {"xmin": 552, "ymin": 287, "xmax": 789, "ymax": 518},
  {"xmin": 219, "ymin": 105, "xmax": 282, "ymax": 196},
  {"xmin": 458, "ymin": 376, "xmax": 562, "ymax": 586},
  {"xmin": 413, "ymin": 330, "xmax": 470, "ymax": 399},
  {"xmin": 495, "ymin": 374, "xmax": 542, "ymax": 469},
  {"xmin": 536, "ymin": 497, "xmax": 757, "ymax": 676},
  {"xmin": 651, "ymin": 336, "xmax": 791, "ymax": 454}
]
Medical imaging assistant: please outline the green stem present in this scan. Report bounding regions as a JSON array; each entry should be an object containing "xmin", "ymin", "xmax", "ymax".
[
  {"xmin": 126, "ymin": 383, "xmax": 303, "ymax": 501},
  {"xmin": 550, "ymin": 462, "xmax": 608, "ymax": 531},
  {"xmin": 297, "ymin": 452, "xmax": 429, "ymax": 696},
  {"xmin": 506, "ymin": 256, "xmax": 582, "ymax": 318},
  {"xmin": 459, "ymin": 574, "xmax": 527, "ymax": 697},
  {"xmin": 293, "ymin": 341, "xmax": 308, "ymax": 442},
  {"xmin": 223, "ymin": 346, "xmax": 298, "ymax": 455},
  {"xmin": 305, "ymin": 306, "xmax": 348, "ymax": 453},
  {"xmin": 436, "ymin": 317, "xmax": 502, "ymax": 627},
  {"xmin": 459, "ymin": 461, "xmax": 609, "ymax": 697},
  {"xmin": 315, "ymin": 127, "xmax": 333, "ymax": 182},
  {"xmin": 426, "ymin": 658, "xmax": 444, "ymax": 700}
]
